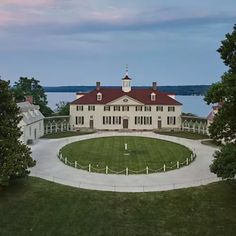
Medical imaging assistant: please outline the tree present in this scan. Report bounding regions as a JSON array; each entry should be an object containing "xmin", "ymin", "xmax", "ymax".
[
  {"xmin": 55, "ymin": 101, "xmax": 70, "ymax": 116},
  {"xmin": 205, "ymin": 24, "xmax": 236, "ymax": 179},
  {"xmin": 0, "ymin": 79, "xmax": 36, "ymax": 186},
  {"xmin": 13, "ymin": 77, "xmax": 53, "ymax": 117}
]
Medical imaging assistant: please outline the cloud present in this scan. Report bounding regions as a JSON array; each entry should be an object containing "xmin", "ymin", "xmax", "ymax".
[
  {"xmin": 0, "ymin": 0, "xmax": 53, "ymax": 7},
  {"xmin": 1, "ymin": 0, "xmax": 235, "ymax": 30},
  {"xmin": 0, "ymin": 0, "xmax": 235, "ymax": 53},
  {"xmin": 27, "ymin": 11, "xmax": 236, "ymax": 36}
]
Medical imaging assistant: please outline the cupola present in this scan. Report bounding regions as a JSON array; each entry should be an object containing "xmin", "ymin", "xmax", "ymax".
[{"xmin": 122, "ymin": 66, "xmax": 132, "ymax": 93}]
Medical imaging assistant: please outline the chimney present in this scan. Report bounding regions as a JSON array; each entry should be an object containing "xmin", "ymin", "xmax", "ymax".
[
  {"xmin": 152, "ymin": 82, "xmax": 157, "ymax": 90},
  {"xmin": 96, "ymin": 82, "xmax": 101, "ymax": 90},
  {"xmin": 25, "ymin": 95, "xmax": 33, "ymax": 104}
]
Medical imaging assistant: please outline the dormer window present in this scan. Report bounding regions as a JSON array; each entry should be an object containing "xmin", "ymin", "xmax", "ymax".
[
  {"xmin": 151, "ymin": 92, "xmax": 156, "ymax": 101},
  {"xmin": 97, "ymin": 92, "xmax": 102, "ymax": 101}
]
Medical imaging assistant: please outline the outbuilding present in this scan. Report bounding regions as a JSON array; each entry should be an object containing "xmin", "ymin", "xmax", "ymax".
[{"xmin": 17, "ymin": 101, "xmax": 44, "ymax": 144}]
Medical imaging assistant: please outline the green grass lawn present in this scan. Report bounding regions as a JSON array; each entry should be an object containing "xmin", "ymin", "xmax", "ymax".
[
  {"xmin": 201, "ymin": 139, "xmax": 221, "ymax": 147},
  {"xmin": 156, "ymin": 131, "xmax": 209, "ymax": 140},
  {"xmin": 60, "ymin": 136, "xmax": 192, "ymax": 173},
  {"xmin": 0, "ymin": 177, "xmax": 236, "ymax": 236},
  {"xmin": 42, "ymin": 131, "xmax": 95, "ymax": 139}
]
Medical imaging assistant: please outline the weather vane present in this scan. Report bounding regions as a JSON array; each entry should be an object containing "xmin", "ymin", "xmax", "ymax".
[{"xmin": 125, "ymin": 64, "xmax": 128, "ymax": 76}]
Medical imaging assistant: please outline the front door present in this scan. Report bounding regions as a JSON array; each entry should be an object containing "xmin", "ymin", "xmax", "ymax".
[
  {"xmin": 158, "ymin": 120, "xmax": 162, "ymax": 129},
  {"xmin": 123, "ymin": 119, "xmax": 128, "ymax": 129},
  {"xmin": 89, "ymin": 120, "xmax": 94, "ymax": 129}
]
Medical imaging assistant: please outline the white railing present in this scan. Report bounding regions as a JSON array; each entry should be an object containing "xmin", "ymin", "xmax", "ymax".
[{"xmin": 58, "ymin": 152, "xmax": 196, "ymax": 175}]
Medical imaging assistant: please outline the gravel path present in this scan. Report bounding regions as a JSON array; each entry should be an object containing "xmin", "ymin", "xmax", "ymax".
[{"xmin": 30, "ymin": 131, "xmax": 220, "ymax": 192}]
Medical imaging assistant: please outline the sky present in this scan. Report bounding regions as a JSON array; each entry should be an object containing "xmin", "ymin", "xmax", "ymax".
[{"xmin": 0, "ymin": 0, "xmax": 236, "ymax": 86}]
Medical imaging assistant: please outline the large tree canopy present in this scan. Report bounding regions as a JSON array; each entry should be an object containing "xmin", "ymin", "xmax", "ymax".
[
  {"xmin": 0, "ymin": 79, "xmax": 36, "ymax": 186},
  {"xmin": 205, "ymin": 24, "xmax": 236, "ymax": 179},
  {"xmin": 55, "ymin": 101, "xmax": 70, "ymax": 116},
  {"xmin": 13, "ymin": 77, "xmax": 53, "ymax": 117}
]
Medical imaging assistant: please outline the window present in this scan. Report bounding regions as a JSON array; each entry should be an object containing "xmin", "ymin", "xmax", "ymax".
[
  {"xmin": 103, "ymin": 116, "xmax": 112, "ymax": 125},
  {"xmin": 156, "ymin": 106, "xmax": 163, "ymax": 112},
  {"xmin": 148, "ymin": 117, "xmax": 152, "ymax": 125},
  {"xmin": 104, "ymin": 106, "xmax": 110, "ymax": 111},
  {"xmin": 76, "ymin": 105, "xmax": 83, "ymax": 111},
  {"xmin": 135, "ymin": 116, "xmax": 142, "ymax": 125},
  {"xmin": 88, "ymin": 105, "xmax": 95, "ymax": 111},
  {"xmin": 29, "ymin": 127, "xmax": 31, "ymax": 137},
  {"xmin": 168, "ymin": 106, "xmax": 175, "ymax": 112},
  {"xmin": 123, "ymin": 81, "xmax": 131, "ymax": 87},
  {"xmin": 39, "ymin": 122, "xmax": 41, "ymax": 132},
  {"xmin": 151, "ymin": 93, "xmax": 156, "ymax": 101},
  {"xmin": 113, "ymin": 116, "xmax": 121, "ymax": 125},
  {"xmin": 167, "ymin": 116, "xmax": 176, "ymax": 125},
  {"xmin": 114, "ymin": 106, "xmax": 120, "ymax": 111},
  {"xmin": 134, "ymin": 116, "xmax": 152, "ymax": 125},
  {"xmin": 135, "ymin": 106, "xmax": 142, "ymax": 111},
  {"xmin": 122, "ymin": 106, "xmax": 129, "ymax": 111},
  {"xmin": 144, "ymin": 106, "xmax": 151, "ymax": 112},
  {"xmin": 76, "ymin": 116, "xmax": 84, "ymax": 125},
  {"xmin": 97, "ymin": 92, "xmax": 102, "ymax": 101}
]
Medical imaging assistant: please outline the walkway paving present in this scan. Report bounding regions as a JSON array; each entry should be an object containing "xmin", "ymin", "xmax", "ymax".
[{"xmin": 30, "ymin": 132, "xmax": 220, "ymax": 192}]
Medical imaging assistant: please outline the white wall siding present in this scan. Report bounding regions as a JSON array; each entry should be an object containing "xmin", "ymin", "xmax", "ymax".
[{"xmin": 70, "ymin": 104, "xmax": 182, "ymax": 130}]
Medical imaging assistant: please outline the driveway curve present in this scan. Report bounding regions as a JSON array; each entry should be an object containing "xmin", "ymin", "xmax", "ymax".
[{"xmin": 30, "ymin": 131, "xmax": 220, "ymax": 192}]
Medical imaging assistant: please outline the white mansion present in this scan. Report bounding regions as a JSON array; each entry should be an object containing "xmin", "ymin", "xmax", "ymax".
[{"xmin": 70, "ymin": 74, "xmax": 182, "ymax": 131}]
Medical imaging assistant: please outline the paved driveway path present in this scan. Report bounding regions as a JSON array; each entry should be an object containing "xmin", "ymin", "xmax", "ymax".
[{"xmin": 30, "ymin": 132, "xmax": 220, "ymax": 192}]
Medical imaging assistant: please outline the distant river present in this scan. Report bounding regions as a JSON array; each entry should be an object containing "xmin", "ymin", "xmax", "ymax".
[{"xmin": 46, "ymin": 92, "xmax": 212, "ymax": 117}]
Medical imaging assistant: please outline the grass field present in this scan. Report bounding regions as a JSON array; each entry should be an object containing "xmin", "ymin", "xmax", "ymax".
[
  {"xmin": 201, "ymin": 139, "xmax": 220, "ymax": 147},
  {"xmin": 0, "ymin": 177, "xmax": 236, "ymax": 236},
  {"xmin": 60, "ymin": 136, "xmax": 192, "ymax": 173},
  {"xmin": 42, "ymin": 131, "xmax": 95, "ymax": 139},
  {"xmin": 156, "ymin": 131, "xmax": 209, "ymax": 140}
]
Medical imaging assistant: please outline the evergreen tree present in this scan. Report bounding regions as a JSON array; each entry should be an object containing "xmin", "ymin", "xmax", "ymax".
[
  {"xmin": 13, "ymin": 77, "xmax": 53, "ymax": 117},
  {"xmin": 55, "ymin": 101, "xmax": 70, "ymax": 116},
  {"xmin": 0, "ymin": 79, "xmax": 36, "ymax": 186},
  {"xmin": 205, "ymin": 24, "xmax": 236, "ymax": 179}
]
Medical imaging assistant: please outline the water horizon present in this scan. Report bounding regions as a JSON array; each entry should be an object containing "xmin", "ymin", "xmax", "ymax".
[{"xmin": 46, "ymin": 92, "xmax": 212, "ymax": 117}]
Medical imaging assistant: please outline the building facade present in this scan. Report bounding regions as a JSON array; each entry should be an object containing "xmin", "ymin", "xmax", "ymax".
[
  {"xmin": 70, "ymin": 74, "xmax": 182, "ymax": 131},
  {"xmin": 17, "ymin": 101, "xmax": 44, "ymax": 144}
]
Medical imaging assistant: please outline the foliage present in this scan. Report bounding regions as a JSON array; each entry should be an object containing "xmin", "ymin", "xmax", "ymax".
[
  {"xmin": 181, "ymin": 112, "xmax": 197, "ymax": 117},
  {"xmin": 0, "ymin": 79, "xmax": 36, "ymax": 186},
  {"xmin": 55, "ymin": 101, "xmax": 69, "ymax": 116},
  {"xmin": 210, "ymin": 144, "xmax": 236, "ymax": 179},
  {"xmin": 1, "ymin": 177, "xmax": 236, "ymax": 235},
  {"xmin": 42, "ymin": 131, "xmax": 95, "ymax": 139},
  {"xmin": 13, "ymin": 77, "xmax": 53, "ymax": 117},
  {"xmin": 205, "ymin": 24, "xmax": 236, "ymax": 179}
]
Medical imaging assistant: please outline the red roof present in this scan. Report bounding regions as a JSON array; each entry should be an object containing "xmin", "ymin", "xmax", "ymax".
[
  {"xmin": 122, "ymin": 75, "xmax": 132, "ymax": 80},
  {"xmin": 71, "ymin": 87, "xmax": 182, "ymax": 106},
  {"xmin": 207, "ymin": 111, "xmax": 215, "ymax": 121}
]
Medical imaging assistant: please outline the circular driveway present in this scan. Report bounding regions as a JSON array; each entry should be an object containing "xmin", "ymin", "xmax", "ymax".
[{"xmin": 30, "ymin": 131, "xmax": 220, "ymax": 192}]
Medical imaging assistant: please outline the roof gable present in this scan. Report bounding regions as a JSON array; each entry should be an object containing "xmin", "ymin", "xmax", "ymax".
[
  {"xmin": 71, "ymin": 87, "xmax": 182, "ymax": 106},
  {"xmin": 107, "ymin": 95, "xmax": 144, "ymax": 105}
]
